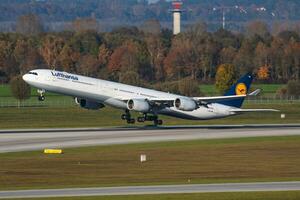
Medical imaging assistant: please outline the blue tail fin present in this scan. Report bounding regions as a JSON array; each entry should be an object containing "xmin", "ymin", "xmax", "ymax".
[{"xmin": 220, "ymin": 74, "xmax": 253, "ymax": 108}]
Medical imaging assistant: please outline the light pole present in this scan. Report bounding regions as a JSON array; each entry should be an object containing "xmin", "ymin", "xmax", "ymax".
[{"xmin": 213, "ymin": 5, "xmax": 247, "ymax": 29}]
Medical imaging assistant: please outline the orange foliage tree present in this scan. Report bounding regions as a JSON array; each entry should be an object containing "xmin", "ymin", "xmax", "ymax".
[{"xmin": 257, "ymin": 65, "xmax": 270, "ymax": 80}]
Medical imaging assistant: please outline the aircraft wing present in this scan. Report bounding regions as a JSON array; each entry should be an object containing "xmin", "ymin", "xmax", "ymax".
[
  {"xmin": 119, "ymin": 89, "xmax": 261, "ymax": 105},
  {"xmin": 122, "ymin": 95, "xmax": 247, "ymax": 104}
]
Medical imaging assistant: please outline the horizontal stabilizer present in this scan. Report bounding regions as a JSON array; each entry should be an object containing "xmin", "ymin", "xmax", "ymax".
[
  {"xmin": 248, "ymin": 89, "xmax": 261, "ymax": 96},
  {"xmin": 193, "ymin": 95, "xmax": 246, "ymax": 104},
  {"xmin": 229, "ymin": 108, "xmax": 279, "ymax": 113}
]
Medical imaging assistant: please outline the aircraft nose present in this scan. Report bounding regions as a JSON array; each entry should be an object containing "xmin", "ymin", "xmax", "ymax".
[{"xmin": 22, "ymin": 74, "xmax": 30, "ymax": 82}]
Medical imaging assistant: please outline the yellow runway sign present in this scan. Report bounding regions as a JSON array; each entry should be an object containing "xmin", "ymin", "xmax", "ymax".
[{"xmin": 44, "ymin": 149, "xmax": 63, "ymax": 154}]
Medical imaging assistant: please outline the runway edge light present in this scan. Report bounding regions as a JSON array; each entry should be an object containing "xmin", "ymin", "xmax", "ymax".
[{"xmin": 44, "ymin": 149, "xmax": 63, "ymax": 154}]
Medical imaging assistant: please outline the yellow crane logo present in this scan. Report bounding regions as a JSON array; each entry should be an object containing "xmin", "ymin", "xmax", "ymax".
[{"xmin": 235, "ymin": 83, "xmax": 247, "ymax": 95}]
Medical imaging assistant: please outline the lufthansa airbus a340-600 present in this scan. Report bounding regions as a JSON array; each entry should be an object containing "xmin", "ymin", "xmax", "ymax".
[{"xmin": 23, "ymin": 69, "xmax": 277, "ymax": 125}]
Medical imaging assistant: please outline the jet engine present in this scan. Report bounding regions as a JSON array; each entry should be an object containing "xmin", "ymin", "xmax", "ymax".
[
  {"xmin": 127, "ymin": 99, "xmax": 150, "ymax": 112},
  {"xmin": 75, "ymin": 98, "xmax": 105, "ymax": 110},
  {"xmin": 174, "ymin": 98, "xmax": 197, "ymax": 111}
]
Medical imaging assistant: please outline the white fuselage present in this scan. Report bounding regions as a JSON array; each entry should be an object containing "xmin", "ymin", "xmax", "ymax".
[{"xmin": 23, "ymin": 69, "xmax": 236, "ymax": 120}]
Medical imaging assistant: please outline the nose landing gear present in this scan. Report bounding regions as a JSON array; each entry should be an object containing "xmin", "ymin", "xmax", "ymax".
[
  {"xmin": 37, "ymin": 89, "xmax": 45, "ymax": 101},
  {"xmin": 38, "ymin": 95, "xmax": 45, "ymax": 101}
]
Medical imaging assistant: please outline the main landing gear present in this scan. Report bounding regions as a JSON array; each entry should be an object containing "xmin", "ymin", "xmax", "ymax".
[
  {"xmin": 37, "ymin": 89, "xmax": 45, "ymax": 101},
  {"xmin": 121, "ymin": 110, "xmax": 135, "ymax": 124},
  {"xmin": 122, "ymin": 111, "xmax": 163, "ymax": 126},
  {"xmin": 137, "ymin": 114, "xmax": 163, "ymax": 126}
]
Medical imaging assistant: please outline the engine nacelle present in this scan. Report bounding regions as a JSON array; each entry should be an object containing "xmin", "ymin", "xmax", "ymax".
[
  {"xmin": 174, "ymin": 97, "xmax": 197, "ymax": 111},
  {"xmin": 127, "ymin": 99, "xmax": 150, "ymax": 113},
  {"xmin": 75, "ymin": 98, "xmax": 105, "ymax": 110}
]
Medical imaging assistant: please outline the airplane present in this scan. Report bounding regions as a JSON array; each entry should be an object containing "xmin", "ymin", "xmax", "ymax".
[{"xmin": 22, "ymin": 69, "xmax": 278, "ymax": 125}]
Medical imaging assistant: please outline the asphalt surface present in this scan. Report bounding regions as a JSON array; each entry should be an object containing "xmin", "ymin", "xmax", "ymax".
[
  {"xmin": 1, "ymin": 125, "xmax": 300, "ymax": 198},
  {"xmin": 0, "ymin": 124, "xmax": 300, "ymax": 153},
  {"xmin": 1, "ymin": 181, "xmax": 300, "ymax": 198}
]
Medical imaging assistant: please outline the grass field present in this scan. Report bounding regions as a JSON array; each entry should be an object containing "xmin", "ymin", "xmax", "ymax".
[
  {"xmin": 2, "ymin": 191, "xmax": 300, "ymax": 200},
  {"xmin": 0, "ymin": 103, "xmax": 298, "ymax": 129},
  {"xmin": 1, "ymin": 136, "xmax": 300, "ymax": 190}
]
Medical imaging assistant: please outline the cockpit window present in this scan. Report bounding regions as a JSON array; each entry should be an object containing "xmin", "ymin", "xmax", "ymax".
[{"xmin": 28, "ymin": 72, "xmax": 38, "ymax": 76}]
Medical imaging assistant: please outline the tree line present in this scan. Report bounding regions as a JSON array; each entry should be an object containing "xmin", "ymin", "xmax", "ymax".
[{"xmin": 0, "ymin": 20, "xmax": 300, "ymax": 95}]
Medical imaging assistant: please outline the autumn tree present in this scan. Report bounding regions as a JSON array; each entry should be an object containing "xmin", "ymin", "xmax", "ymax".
[
  {"xmin": 58, "ymin": 44, "xmax": 80, "ymax": 73},
  {"xmin": 164, "ymin": 24, "xmax": 218, "ymax": 81},
  {"xmin": 233, "ymin": 39, "xmax": 254, "ymax": 75},
  {"xmin": 10, "ymin": 75, "xmax": 31, "ymax": 107},
  {"xmin": 76, "ymin": 54, "xmax": 99, "ymax": 76},
  {"xmin": 254, "ymin": 42, "xmax": 270, "ymax": 68},
  {"xmin": 119, "ymin": 70, "xmax": 141, "ymax": 86},
  {"xmin": 178, "ymin": 77, "xmax": 202, "ymax": 96},
  {"xmin": 220, "ymin": 47, "xmax": 237, "ymax": 64},
  {"xmin": 145, "ymin": 34, "xmax": 166, "ymax": 81},
  {"xmin": 215, "ymin": 64, "xmax": 237, "ymax": 94},
  {"xmin": 108, "ymin": 40, "xmax": 151, "ymax": 81},
  {"xmin": 14, "ymin": 38, "xmax": 43, "ymax": 73},
  {"xmin": 246, "ymin": 21, "xmax": 270, "ymax": 41},
  {"xmin": 186, "ymin": 21, "xmax": 208, "ymax": 38},
  {"xmin": 269, "ymin": 37, "xmax": 285, "ymax": 81},
  {"xmin": 108, "ymin": 41, "xmax": 138, "ymax": 73},
  {"xmin": 69, "ymin": 31, "xmax": 102, "ymax": 56},
  {"xmin": 98, "ymin": 44, "xmax": 111, "ymax": 68},
  {"xmin": 278, "ymin": 30, "xmax": 300, "ymax": 42},
  {"xmin": 287, "ymin": 40, "xmax": 300, "ymax": 80},
  {"xmin": 257, "ymin": 65, "xmax": 270, "ymax": 80},
  {"xmin": 213, "ymin": 28, "xmax": 241, "ymax": 49},
  {"xmin": 254, "ymin": 42, "xmax": 271, "ymax": 81},
  {"xmin": 40, "ymin": 35, "xmax": 65, "ymax": 68},
  {"xmin": 164, "ymin": 33, "xmax": 203, "ymax": 81},
  {"xmin": 0, "ymin": 40, "xmax": 17, "ymax": 81}
]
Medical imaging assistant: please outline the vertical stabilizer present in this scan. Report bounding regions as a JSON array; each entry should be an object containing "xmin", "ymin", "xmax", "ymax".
[{"xmin": 220, "ymin": 74, "xmax": 253, "ymax": 108}]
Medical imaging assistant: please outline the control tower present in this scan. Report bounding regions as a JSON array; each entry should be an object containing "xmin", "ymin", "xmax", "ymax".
[{"xmin": 171, "ymin": 0, "xmax": 183, "ymax": 35}]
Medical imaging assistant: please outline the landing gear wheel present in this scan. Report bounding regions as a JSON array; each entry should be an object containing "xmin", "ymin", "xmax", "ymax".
[
  {"xmin": 121, "ymin": 114, "xmax": 127, "ymax": 120},
  {"xmin": 153, "ymin": 118, "xmax": 163, "ymax": 126},
  {"xmin": 38, "ymin": 96, "xmax": 45, "ymax": 101},
  {"xmin": 122, "ymin": 110, "xmax": 135, "ymax": 124},
  {"xmin": 137, "ymin": 117, "xmax": 145, "ymax": 122},
  {"xmin": 127, "ymin": 118, "xmax": 135, "ymax": 124}
]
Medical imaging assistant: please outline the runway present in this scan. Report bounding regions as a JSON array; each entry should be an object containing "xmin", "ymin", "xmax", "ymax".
[
  {"xmin": 0, "ymin": 124, "xmax": 300, "ymax": 153},
  {"xmin": 1, "ymin": 181, "xmax": 300, "ymax": 198}
]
